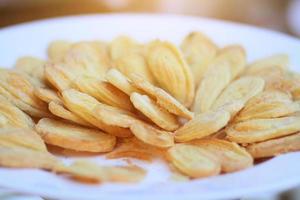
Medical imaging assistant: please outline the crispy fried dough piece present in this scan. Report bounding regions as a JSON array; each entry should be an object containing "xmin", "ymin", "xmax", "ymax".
[
  {"xmin": 48, "ymin": 101, "xmax": 93, "ymax": 127},
  {"xmin": 167, "ymin": 144, "xmax": 220, "ymax": 178},
  {"xmin": 0, "ymin": 128, "xmax": 58, "ymax": 169},
  {"xmin": 181, "ymin": 32, "xmax": 218, "ymax": 86},
  {"xmin": 46, "ymin": 144, "xmax": 102, "ymax": 157},
  {"xmin": 0, "ymin": 69, "xmax": 48, "ymax": 111},
  {"xmin": 15, "ymin": 56, "xmax": 45, "ymax": 76},
  {"xmin": 105, "ymin": 68, "xmax": 142, "ymax": 95},
  {"xmin": 152, "ymin": 89, "xmax": 194, "ymax": 119},
  {"xmin": 44, "ymin": 62, "xmax": 74, "ymax": 91},
  {"xmin": 62, "ymin": 89, "xmax": 132, "ymax": 137},
  {"xmin": 0, "ymin": 96, "xmax": 34, "ymax": 128},
  {"xmin": 0, "ymin": 146, "xmax": 59, "ymax": 170},
  {"xmin": 46, "ymin": 41, "xmax": 110, "ymax": 91},
  {"xmin": 213, "ymin": 76, "xmax": 265, "ymax": 109},
  {"xmin": 47, "ymin": 40, "xmax": 72, "ymax": 61},
  {"xmin": 226, "ymin": 116, "xmax": 300, "ymax": 143},
  {"xmin": 114, "ymin": 53, "xmax": 155, "ymax": 85},
  {"xmin": 90, "ymin": 41, "xmax": 111, "ymax": 65},
  {"xmin": 175, "ymin": 110, "xmax": 230, "ymax": 142},
  {"xmin": 191, "ymin": 139, "xmax": 253, "ymax": 173},
  {"xmin": 0, "ymin": 87, "xmax": 51, "ymax": 118},
  {"xmin": 45, "ymin": 63, "xmax": 133, "ymax": 110},
  {"xmin": 56, "ymin": 160, "xmax": 146, "ymax": 183},
  {"xmin": 253, "ymin": 67, "xmax": 300, "ymax": 94},
  {"xmin": 0, "ymin": 128, "xmax": 47, "ymax": 152},
  {"xmin": 243, "ymin": 54, "xmax": 289, "ymax": 76},
  {"xmin": 36, "ymin": 118, "xmax": 116, "ymax": 152},
  {"xmin": 109, "ymin": 35, "xmax": 154, "ymax": 84},
  {"xmin": 130, "ymin": 73, "xmax": 193, "ymax": 119},
  {"xmin": 34, "ymin": 88, "xmax": 61, "ymax": 104},
  {"xmin": 49, "ymin": 43, "xmax": 114, "ymax": 97},
  {"xmin": 192, "ymin": 45, "xmax": 246, "ymax": 113},
  {"xmin": 106, "ymin": 137, "xmax": 164, "ymax": 161},
  {"xmin": 14, "ymin": 56, "xmax": 46, "ymax": 87},
  {"xmin": 129, "ymin": 122, "xmax": 174, "ymax": 148},
  {"xmin": 235, "ymin": 91, "xmax": 300, "ymax": 122},
  {"xmin": 216, "ymin": 45, "xmax": 246, "ymax": 78},
  {"xmin": 217, "ymin": 100, "xmax": 245, "ymax": 119},
  {"xmin": 74, "ymin": 76, "xmax": 134, "ymax": 111},
  {"xmin": 110, "ymin": 36, "xmax": 141, "ymax": 61},
  {"xmin": 192, "ymin": 65, "xmax": 231, "ymax": 113},
  {"xmin": 63, "ymin": 41, "xmax": 110, "ymax": 79},
  {"xmin": 130, "ymin": 92, "xmax": 179, "ymax": 131},
  {"xmin": 146, "ymin": 40, "xmax": 195, "ymax": 107},
  {"xmin": 93, "ymin": 104, "xmax": 138, "ymax": 128},
  {"xmin": 246, "ymin": 132, "xmax": 300, "ymax": 158}
]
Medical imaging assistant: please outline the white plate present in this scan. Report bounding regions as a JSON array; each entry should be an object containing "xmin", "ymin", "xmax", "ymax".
[{"xmin": 0, "ymin": 14, "xmax": 300, "ymax": 200}]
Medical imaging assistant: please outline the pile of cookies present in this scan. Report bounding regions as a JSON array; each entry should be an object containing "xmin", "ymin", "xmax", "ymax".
[{"xmin": 0, "ymin": 32, "xmax": 300, "ymax": 183}]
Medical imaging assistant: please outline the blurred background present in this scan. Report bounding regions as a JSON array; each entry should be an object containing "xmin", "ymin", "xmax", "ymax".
[
  {"xmin": 0, "ymin": 0, "xmax": 300, "ymax": 199},
  {"xmin": 0, "ymin": 0, "xmax": 300, "ymax": 37}
]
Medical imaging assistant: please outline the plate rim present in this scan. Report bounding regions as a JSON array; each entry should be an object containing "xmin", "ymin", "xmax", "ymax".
[{"xmin": 0, "ymin": 13, "xmax": 299, "ymax": 43}]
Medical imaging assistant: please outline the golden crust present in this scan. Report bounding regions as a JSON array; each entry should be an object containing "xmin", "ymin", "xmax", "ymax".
[
  {"xmin": 130, "ymin": 121, "xmax": 174, "ymax": 148},
  {"xmin": 48, "ymin": 101, "xmax": 93, "ymax": 127},
  {"xmin": 0, "ymin": 128, "xmax": 58, "ymax": 170},
  {"xmin": 181, "ymin": 32, "xmax": 218, "ymax": 86},
  {"xmin": 0, "ymin": 87, "xmax": 51, "ymax": 118},
  {"xmin": 62, "ymin": 89, "xmax": 132, "ymax": 137},
  {"xmin": 46, "ymin": 41, "xmax": 111, "ymax": 92},
  {"xmin": 36, "ymin": 118, "xmax": 116, "ymax": 152},
  {"xmin": 63, "ymin": 41, "xmax": 110, "ymax": 79},
  {"xmin": 253, "ymin": 67, "xmax": 300, "ymax": 94},
  {"xmin": 74, "ymin": 76, "xmax": 134, "ymax": 111},
  {"xmin": 130, "ymin": 73, "xmax": 194, "ymax": 119},
  {"xmin": 146, "ymin": 40, "xmax": 195, "ymax": 107},
  {"xmin": 167, "ymin": 144, "xmax": 220, "ymax": 178},
  {"xmin": 110, "ymin": 36, "xmax": 141, "ymax": 61},
  {"xmin": 93, "ymin": 103, "xmax": 138, "ymax": 129},
  {"xmin": 226, "ymin": 116, "xmax": 300, "ymax": 143},
  {"xmin": 47, "ymin": 40, "xmax": 72, "ymax": 62},
  {"xmin": 246, "ymin": 132, "xmax": 300, "ymax": 158},
  {"xmin": 130, "ymin": 92, "xmax": 179, "ymax": 131},
  {"xmin": 213, "ymin": 76, "xmax": 265, "ymax": 109},
  {"xmin": 175, "ymin": 110, "xmax": 230, "ymax": 142},
  {"xmin": 0, "ymin": 128, "xmax": 47, "ymax": 152},
  {"xmin": 105, "ymin": 68, "xmax": 142, "ymax": 95},
  {"xmin": 215, "ymin": 45, "xmax": 246, "ymax": 78},
  {"xmin": 44, "ymin": 62, "xmax": 74, "ymax": 91},
  {"xmin": 14, "ymin": 56, "xmax": 46, "ymax": 87},
  {"xmin": 216, "ymin": 100, "xmax": 245, "ymax": 119},
  {"xmin": 114, "ymin": 53, "xmax": 155, "ymax": 85},
  {"xmin": 0, "ymin": 146, "xmax": 59, "ymax": 170},
  {"xmin": 191, "ymin": 139, "xmax": 253, "ymax": 172},
  {"xmin": 0, "ymin": 69, "xmax": 48, "ymax": 111},
  {"xmin": 192, "ymin": 64, "xmax": 231, "ymax": 113},
  {"xmin": 34, "ymin": 88, "xmax": 61, "ymax": 104},
  {"xmin": 0, "ymin": 96, "xmax": 34, "ymax": 128},
  {"xmin": 235, "ymin": 91, "xmax": 300, "ymax": 122},
  {"xmin": 56, "ymin": 160, "xmax": 146, "ymax": 183},
  {"xmin": 243, "ymin": 54, "xmax": 289, "ymax": 76},
  {"xmin": 106, "ymin": 137, "xmax": 164, "ymax": 161}
]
